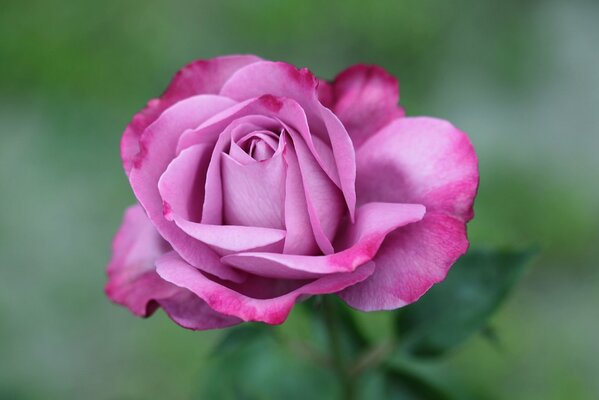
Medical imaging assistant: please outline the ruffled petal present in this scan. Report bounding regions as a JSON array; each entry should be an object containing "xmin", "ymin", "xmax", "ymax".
[
  {"xmin": 340, "ymin": 117, "xmax": 479, "ymax": 310},
  {"xmin": 355, "ymin": 117, "xmax": 478, "ymax": 220},
  {"xmin": 339, "ymin": 212, "xmax": 469, "ymax": 310},
  {"xmin": 330, "ymin": 64, "xmax": 404, "ymax": 147},
  {"xmin": 221, "ymin": 203, "xmax": 424, "ymax": 279},
  {"xmin": 122, "ymin": 55, "xmax": 262, "ymax": 175},
  {"xmin": 156, "ymin": 252, "xmax": 375, "ymax": 324}
]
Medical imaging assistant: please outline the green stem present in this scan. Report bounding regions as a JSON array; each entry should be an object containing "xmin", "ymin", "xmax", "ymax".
[{"xmin": 322, "ymin": 296, "xmax": 355, "ymax": 400}]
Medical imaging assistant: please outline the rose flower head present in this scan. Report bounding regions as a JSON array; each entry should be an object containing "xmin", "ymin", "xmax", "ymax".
[{"xmin": 106, "ymin": 55, "xmax": 478, "ymax": 329}]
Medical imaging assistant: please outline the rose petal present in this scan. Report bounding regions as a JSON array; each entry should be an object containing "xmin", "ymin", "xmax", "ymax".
[
  {"xmin": 220, "ymin": 61, "xmax": 357, "ymax": 219},
  {"xmin": 158, "ymin": 143, "xmax": 212, "ymax": 222},
  {"xmin": 122, "ymin": 55, "xmax": 262, "ymax": 175},
  {"xmin": 355, "ymin": 117, "xmax": 478, "ymax": 220},
  {"xmin": 105, "ymin": 205, "xmax": 178, "ymax": 316},
  {"xmin": 173, "ymin": 219, "xmax": 286, "ymax": 255},
  {"xmin": 176, "ymin": 96, "xmax": 348, "ymax": 253},
  {"xmin": 222, "ymin": 202, "xmax": 424, "ymax": 279},
  {"xmin": 340, "ymin": 117, "xmax": 479, "ymax": 310},
  {"xmin": 282, "ymin": 135, "xmax": 320, "ymax": 255},
  {"xmin": 156, "ymin": 252, "xmax": 375, "ymax": 324},
  {"xmin": 317, "ymin": 79, "xmax": 333, "ymax": 108},
  {"xmin": 339, "ymin": 213, "xmax": 469, "ymax": 310},
  {"xmin": 106, "ymin": 205, "xmax": 241, "ymax": 330},
  {"xmin": 199, "ymin": 115, "xmax": 280, "ymax": 225},
  {"xmin": 221, "ymin": 152, "xmax": 286, "ymax": 229},
  {"xmin": 158, "ymin": 290, "xmax": 241, "ymax": 330},
  {"xmin": 129, "ymin": 95, "xmax": 246, "ymax": 283},
  {"xmin": 283, "ymin": 138, "xmax": 341, "ymax": 254},
  {"xmin": 331, "ymin": 64, "xmax": 404, "ymax": 147}
]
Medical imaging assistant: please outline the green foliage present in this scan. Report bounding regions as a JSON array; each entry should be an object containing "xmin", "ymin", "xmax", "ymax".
[
  {"xmin": 198, "ymin": 325, "xmax": 339, "ymax": 400},
  {"xmin": 395, "ymin": 249, "xmax": 534, "ymax": 358},
  {"xmin": 201, "ymin": 249, "xmax": 533, "ymax": 399}
]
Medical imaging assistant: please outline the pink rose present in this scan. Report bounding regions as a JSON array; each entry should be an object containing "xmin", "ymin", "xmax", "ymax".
[{"xmin": 106, "ymin": 55, "xmax": 478, "ymax": 329}]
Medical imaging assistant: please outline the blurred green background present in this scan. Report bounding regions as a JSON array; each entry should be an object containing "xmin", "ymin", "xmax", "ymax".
[{"xmin": 1, "ymin": 0, "xmax": 598, "ymax": 398}]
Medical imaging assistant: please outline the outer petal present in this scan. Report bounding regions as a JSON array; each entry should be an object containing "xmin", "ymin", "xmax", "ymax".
[
  {"xmin": 339, "ymin": 213, "xmax": 468, "ymax": 310},
  {"xmin": 317, "ymin": 79, "xmax": 333, "ymax": 108},
  {"xmin": 156, "ymin": 252, "xmax": 375, "ymax": 325},
  {"xmin": 221, "ymin": 203, "xmax": 425, "ymax": 279},
  {"xmin": 354, "ymin": 117, "xmax": 478, "ymax": 220},
  {"xmin": 330, "ymin": 64, "xmax": 404, "ymax": 148},
  {"xmin": 106, "ymin": 205, "xmax": 240, "ymax": 330},
  {"xmin": 105, "ymin": 205, "xmax": 178, "ymax": 316},
  {"xmin": 340, "ymin": 117, "xmax": 479, "ymax": 310},
  {"xmin": 158, "ymin": 290, "xmax": 241, "ymax": 330},
  {"xmin": 122, "ymin": 55, "xmax": 262, "ymax": 175}
]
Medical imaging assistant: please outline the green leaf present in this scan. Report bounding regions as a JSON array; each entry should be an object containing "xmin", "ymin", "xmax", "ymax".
[
  {"xmin": 197, "ymin": 325, "xmax": 339, "ymax": 400},
  {"xmin": 382, "ymin": 366, "xmax": 456, "ymax": 400},
  {"xmin": 355, "ymin": 365, "xmax": 455, "ymax": 400},
  {"xmin": 394, "ymin": 248, "xmax": 535, "ymax": 358},
  {"xmin": 211, "ymin": 323, "xmax": 270, "ymax": 356}
]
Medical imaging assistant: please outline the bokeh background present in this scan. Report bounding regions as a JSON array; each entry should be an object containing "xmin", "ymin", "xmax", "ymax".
[{"xmin": 1, "ymin": 0, "xmax": 598, "ymax": 398}]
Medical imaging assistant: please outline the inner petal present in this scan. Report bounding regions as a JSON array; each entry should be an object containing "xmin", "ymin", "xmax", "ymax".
[
  {"xmin": 237, "ymin": 130, "xmax": 279, "ymax": 161},
  {"xmin": 221, "ymin": 133, "xmax": 287, "ymax": 229},
  {"xmin": 251, "ymin": 140, "xmax": 275, "ymax": 161}
]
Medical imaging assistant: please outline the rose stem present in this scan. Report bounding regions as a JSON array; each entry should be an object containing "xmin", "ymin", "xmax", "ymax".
[{"xmin": 322, "ymin": 296, "xmax": 355, "ymax": 400}]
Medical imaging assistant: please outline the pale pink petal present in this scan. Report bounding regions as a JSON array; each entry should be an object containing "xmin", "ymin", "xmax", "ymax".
[
  {"xmin": 129, "ymin": 95, "xmax": 245, "ymax": 283},
  {"xmin": 271, "ymin": 97, "xmax": 341, "ymax": 188},
  {"xmin": 341, "ymin": 117, "xmax": 479, "ymax": 310},
  {"xmin": 156, "ymin": 252, "xmax": 375, "ymax": 324},
  {"xmin": 122, "ymin": 55, "xmax": 262, "ymax": 175},
  {"xmin": 282, "ymin": 134, "xmax": 320, "ymax": 255},
  {"xmin": 220, "ymin": 62, "xmax": 357, "ymax": 218},
  {"xmin": 355, "ymin": 117, "xmax": 478, "ymax": 220},
  {"xmin": 158, "ymin": 143, "xmax": 212, "ymax": 222},
  {"xmin": 227, "ymin": 118, "xmax": 280, "ymax": 165},
  {"xmin": 283, "ymin": 138, "xmax": 341, "ymax": 254},
  {"xmin": 193, "ymin": 115, "xmax": 279, "ymax": 225},
  {"xmin": 173, "ymin": 219, "xmax": 286, "ymax": 255},
  {"xmin": 222, "ymin": 203, "xmax": 424, "ymax": 279},
  {"xmin": 158, "ymin": 141, "xmax": 285, "ymax": 256},
  {"xmin": 331, "ymin": 64, "xmax": 404, "ymax": 147},
  {"xmin": 175, "ymin": 95, "xmax": 349, "ymax": 253},
  {"xmin": 221, "ymin": 152, "xmax": 286, "ymax": 229}
]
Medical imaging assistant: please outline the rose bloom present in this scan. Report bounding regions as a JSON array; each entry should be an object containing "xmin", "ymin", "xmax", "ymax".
[{"xmin": 106, "ymin": 55, "xmax": 478, "ymax": 329}]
